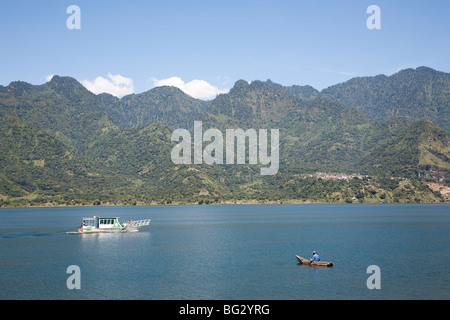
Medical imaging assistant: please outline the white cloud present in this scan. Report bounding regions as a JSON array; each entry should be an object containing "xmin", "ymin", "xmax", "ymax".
[
  {"xmin": 149, "ymin": 76, "xmax": 229, "ymax": 100},
  {"xmin": 46, "ymin": 74, "xmax": 54, "ymax": 82},
  {"xmin": 81, "ymin": 73, "xmax": 134, "ymax": 97}
]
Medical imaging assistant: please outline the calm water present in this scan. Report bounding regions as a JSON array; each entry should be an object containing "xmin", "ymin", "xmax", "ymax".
[{"xmin": 0, "ymin": 204, "xmax": 449, "ymax": 300}]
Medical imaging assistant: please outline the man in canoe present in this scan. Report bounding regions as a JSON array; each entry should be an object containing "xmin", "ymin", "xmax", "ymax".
[{"xmin": 310, "ymin": 251, "xmax": 320, "ymax": 262}]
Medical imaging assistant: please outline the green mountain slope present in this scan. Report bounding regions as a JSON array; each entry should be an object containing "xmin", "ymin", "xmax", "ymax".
[
  {"xmin": 0, "ymin": 76, "xmax": 120, "ymax": 153},
  {"xmin": 0, "ymin": 67, "xmax": 449, "ymax": 206},
  {"xmin": 358, "ymin": 120, "xmax": 450, "ymax": 178},
  {"xmin": 321, "ymin": 66, "xmax": 450, "ymax": 132},
  {"xmin": 0, "ymin": 114, "xmax": 121, "ymax": 204},
  {"xmin": 104, "ymin": 86, "xmax": 209, "ymax": 129}
]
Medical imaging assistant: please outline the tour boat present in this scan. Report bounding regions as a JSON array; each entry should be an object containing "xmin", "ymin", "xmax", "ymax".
[{"xmin": 78, "ymin": 216, "xmax": 150, "ymax": 234}]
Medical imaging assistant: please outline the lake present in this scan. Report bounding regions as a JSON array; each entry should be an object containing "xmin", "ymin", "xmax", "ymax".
[{"xmin": 0, "ymin": 204, "xmax": 449, "ymax": 300}]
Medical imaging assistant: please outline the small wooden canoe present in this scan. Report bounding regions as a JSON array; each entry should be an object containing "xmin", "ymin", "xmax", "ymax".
[{"xmin": 296, "ymin": 255, "xmax": 333, "ymax": 267}]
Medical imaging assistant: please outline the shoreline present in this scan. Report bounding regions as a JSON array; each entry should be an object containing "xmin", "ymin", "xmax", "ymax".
[{"xmin": 1, "ymin": 198, "xmax": 448, "ymax": 209}]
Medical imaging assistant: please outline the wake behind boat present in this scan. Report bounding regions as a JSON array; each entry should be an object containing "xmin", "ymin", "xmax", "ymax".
[{"xmin": 78, "ymin": 216, "xmax": 150, "ymax": 234}]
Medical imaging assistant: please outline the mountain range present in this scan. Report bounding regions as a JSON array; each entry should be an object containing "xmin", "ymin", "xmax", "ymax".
[{"xmin": 0, "ymin": 66, "xmax": 449, "ymax": 207}]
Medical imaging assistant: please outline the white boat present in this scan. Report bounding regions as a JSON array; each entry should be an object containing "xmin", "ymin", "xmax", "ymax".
[{"xmin": 78, "ymin": 216, "xmax": 150, "ymax": 234}]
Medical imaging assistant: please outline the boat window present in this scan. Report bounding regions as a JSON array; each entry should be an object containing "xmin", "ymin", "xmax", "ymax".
[
  {"xmin": 99, "ymin": 219, "xmax": 117, "ymax": 225},
  {"xmin": 83, "ymin": 219, "xmax": 95, "ymax": 226}
]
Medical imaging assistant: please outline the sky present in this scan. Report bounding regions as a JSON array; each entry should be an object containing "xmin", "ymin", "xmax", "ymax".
[{"xmin": 0, "ymin": 0, "xmax": 449, "ymax": 99}]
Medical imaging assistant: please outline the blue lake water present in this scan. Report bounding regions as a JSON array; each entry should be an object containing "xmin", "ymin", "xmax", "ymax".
[{"xmin": 0, "ymin": 204, "xmax": 449, "ymax": 300}]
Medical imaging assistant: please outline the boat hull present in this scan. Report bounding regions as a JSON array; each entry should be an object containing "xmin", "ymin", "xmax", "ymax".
[
  {"xmin": 296, "ymin": 255, "xmax": 333, "ymax": 267},
  {"xmin": 77, "ymin": 226, "xmax": 136, "ymax": 234},
  {"xmin": 77, "ymin": 218, "xmax": 150, "ymax": 234}
]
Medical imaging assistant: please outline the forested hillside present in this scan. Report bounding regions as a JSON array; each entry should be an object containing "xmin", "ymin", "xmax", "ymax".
[
  {"xmin": 0, "ymin": 67, "xmax": 449, "ymax": 207},
  {"xmin": 321, "ymin": 67, "xmax": 450, "ymax": 132}
]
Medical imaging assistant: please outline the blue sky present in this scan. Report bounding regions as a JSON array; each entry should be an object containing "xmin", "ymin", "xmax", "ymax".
[{"xmin": 0, "ymin": 0, "xmax": 449, "ymax": 99}]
